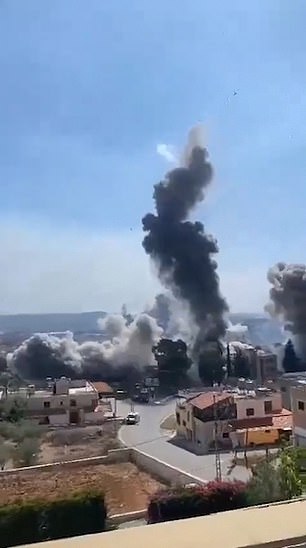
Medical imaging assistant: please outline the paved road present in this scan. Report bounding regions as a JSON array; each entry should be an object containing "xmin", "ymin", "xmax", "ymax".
[{"xmin": 118, "ymin": 400, "xmax": 251, "ymax": 482}]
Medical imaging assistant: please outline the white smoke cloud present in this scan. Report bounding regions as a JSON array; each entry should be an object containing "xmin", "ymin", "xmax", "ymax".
[
  {"xmin": 156, "ymin": 143, "xmax": 177, "ymax": 163},
  {"xmin": 9, "ymin": 312, "xmax": 163, "ymax": 378},
  {"xmin": 225, "ymin": 321, "xmax": 249, "ymax": 343},
  {"xmin": 157, "ymin": 124, "xmax": 205, "ymax": 167},
  {"xmin": 182, "ymin": 124, "xmax": 205, "ymax": 166}
]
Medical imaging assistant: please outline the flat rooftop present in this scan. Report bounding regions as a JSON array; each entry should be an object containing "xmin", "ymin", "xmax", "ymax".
[
  {"xmin": 6, "ymin": 382, "xmax": 96, "ymax": 398},
  {"xmin": 20, "ymin": 499, "xmax": 306, "ymax": 548}
]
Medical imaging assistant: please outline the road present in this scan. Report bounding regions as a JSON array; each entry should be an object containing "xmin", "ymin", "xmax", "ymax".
[{"xmin": 117, "ymin": 400, "xmax": 251, "ymax": 483}]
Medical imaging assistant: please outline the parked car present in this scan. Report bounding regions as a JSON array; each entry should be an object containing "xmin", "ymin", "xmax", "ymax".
[{"xmin": 124, "ymin": 412, "xmax": 140, "ymax": 425}]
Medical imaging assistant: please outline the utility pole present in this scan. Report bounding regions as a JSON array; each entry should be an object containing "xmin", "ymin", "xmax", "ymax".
[{"xmin": 213, "ymin": 394, "xmax": 222, "ymax": 481}]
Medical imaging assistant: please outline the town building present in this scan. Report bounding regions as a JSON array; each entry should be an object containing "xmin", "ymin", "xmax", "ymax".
[
  {"xmin": 175, "ymin": 387, "xmax": 292, "ymax": 453},
  {"xmin": 227, "ymin": 342, "xmax": 278, "ymax": 384},
  {"xmin": 278, "ymin": 371, "xmax": 306, "ymax": 410},
  {"xmin": 255, "ymin": 350, "xmax": 278, "ymax": 383},
  {"xmin": 0, "ymin": 377, "xmax": 103, "ymax": 426},
  {"xmin": 91, "ymin": 381, "xmax": 114, "ymax": 399},
  {"xmin": 291, "ymin": 380, "xmax": 306, "ymax": 446}
]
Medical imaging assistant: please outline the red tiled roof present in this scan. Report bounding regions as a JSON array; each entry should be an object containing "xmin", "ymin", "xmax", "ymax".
[
  {"xmin": 230, "ymin": 408, "xmax": 292, "ymax": 431},
  {"xmin": 188, "ymin": 392, "xmax": 232, "ymax": 411},
  {"xmin": 91, "ymin": 382, "xmax": 114, "ymax": 395}
]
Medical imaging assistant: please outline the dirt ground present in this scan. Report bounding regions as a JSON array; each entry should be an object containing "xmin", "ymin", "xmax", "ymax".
[
  {"xmin": 0, "ymin": 462, "xmax": 163, "ymax": 515},
  {"xmin": 39, "ymin": 423, "xmax": 120, "ymax": 464}
]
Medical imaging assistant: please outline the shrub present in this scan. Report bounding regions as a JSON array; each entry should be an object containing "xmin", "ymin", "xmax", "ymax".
[
  {"xmin": 0, "ymin": 491, "xmax": 106, "ymax": 547},
  {"xmin": 13, "ymin": 437, "xmax": 40, "ymax": 467},
  {"xmin": 246, "ymin": 449, "xmax": 302, "ymax": 506},
  {"xmin": 0, "ymin": 442, "xmax": 11, "ymax": 470},
  {"xmin": 246, "ymin": 461, "xmax": 281, "ymax": 506},
  {"xmin": 147, "ymin": 480, "xmax": 247, "ymax": 524}
]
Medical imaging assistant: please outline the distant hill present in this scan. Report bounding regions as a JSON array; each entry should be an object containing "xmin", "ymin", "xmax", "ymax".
[
  {"xmin": 0, "ymin": 311, "xmax": 285, "ymax": 348},
  {"xmin": 229, "ymin": 314, "xmax": 285, "ymax": 347},
  {"xmin": 0, "ymin": 311, "xmax": 106, "ymax": 334}
]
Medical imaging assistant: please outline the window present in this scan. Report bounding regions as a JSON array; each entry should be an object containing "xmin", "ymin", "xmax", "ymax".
[
  {"xmin": 70, "ymin": 399, "xmax": 76, "ymax": 407},
  {"xmin": 246, "ymin": 408, "xmax": 254, "ymax": 416},
  {"xmin": 60, "ymin": 401, "xmax": 64, "ymax": 406},
  {"xmin": 264, "ymin": 400, "xmax": 273, "ymax": 414},
  {"xmin": 222, "ymin": 432, "xmax": 229, "ymax": 438},
  {"xmin": 182, "ymin": 420, "xmax": 186, "ymax": 427},
  {"xmin": 43, "ymin": 401, "xmax": 50, "ymax": 408},
  {"xmin": 298, "ymin": 401, "xmax": 305, "ymax": 411},
  {"xmin": 187, "ymin": 411, "xmax": 190, "ymax": 421},
  {"xmin": 281, "ymin": 386, "xmax": 286, "ymax": 393},
  {"xmin": 176, "ymin": 412, "xmax": 181, "ymax": 425},
  {"xmin": 265, "ymin": 429, "xmax": 271, "ymax": 433}
]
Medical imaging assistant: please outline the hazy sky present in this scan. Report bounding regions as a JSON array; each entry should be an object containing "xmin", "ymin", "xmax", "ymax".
[{"xmin": 1, "ymin": 0, "xmax": 306, "ymax": 314}]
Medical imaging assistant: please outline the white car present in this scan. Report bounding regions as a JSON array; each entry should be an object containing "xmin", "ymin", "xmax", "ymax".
[{"xmin": 125, "ymin": 412, "xmax": 140, "ymax": 425}]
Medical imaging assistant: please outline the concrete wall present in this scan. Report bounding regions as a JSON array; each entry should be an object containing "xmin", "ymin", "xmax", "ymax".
[
  {"xmin": 292, "ymin": 385, "xmax": 306, "ymax": 430},
  {"xmin": 175, "ymin": 402, "xmax": 193, "ymax": 439},
  {"xmin": 84, "ymin": 411, "xmax": 105, "ymax": 424},
  {"xmin": 130, "ymin": 447, "xmax": 204, "ymax": 486},
  {"xmin": 294, "ymin": 427, "xmax": 306, "ymax": 447},
  {"xmin": 49, "ymin": 413, "xmax": 69, "ymax": 426},
  {"xmin": 235, "ymin": 392, "xmax": 281, "ymax": 420},
  {"xmin": 0, "ymin": 446, "xmax": 204, "ymax": 488}
]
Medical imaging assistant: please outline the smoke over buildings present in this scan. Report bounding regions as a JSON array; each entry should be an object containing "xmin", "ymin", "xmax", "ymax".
[
  {"xmin": 142, "ymin": 126, "xmax": 228, "ymax": 355},
  {"xmin": 267, "ymin": 262, "xmax": 306, "ymax": 359},
  {"xmin": 8, "ymin": 313, "xmax": 162, "ymax": 380}
]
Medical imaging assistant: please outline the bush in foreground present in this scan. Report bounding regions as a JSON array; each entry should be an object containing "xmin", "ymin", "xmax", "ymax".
[
  {"xmin": 147, "ymin": 481, "xmax": 247, "ymax": 524},
  {"xmin": 0, "ymin": 491, "xmax": 106, "ymax": 547}
]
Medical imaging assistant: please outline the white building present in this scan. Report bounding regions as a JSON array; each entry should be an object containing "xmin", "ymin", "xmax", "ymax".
[{"xmin": 0, "ymin": 377, "xmax": 103, "ymax": 426}]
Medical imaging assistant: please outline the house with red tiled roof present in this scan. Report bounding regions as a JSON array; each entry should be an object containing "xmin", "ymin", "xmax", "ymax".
[{"xmin": 175, "ymin": 387, "xmax": 292, "ymax": 454}]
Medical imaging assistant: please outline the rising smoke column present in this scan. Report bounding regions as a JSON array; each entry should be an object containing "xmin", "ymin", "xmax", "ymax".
[
  {"xmin": 142, "ymin": 126, "xmax": 228, "ymax": 352},
  {"xmin": 267, "ymin": 262, "xmax": 306, "ymax": 359}
]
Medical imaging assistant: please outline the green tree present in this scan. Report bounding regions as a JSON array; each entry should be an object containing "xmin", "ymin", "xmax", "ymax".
[
  {"xmin": 282, "ymin": 339, "xmax": 301, "ymax": 373},
  {"xmin": 246, "ymin": 461, "xmax": 281, "ymax": 505},
  {"xmin": 153, "ymin": 338, "xmax": 191, "ymax": 384},
  {"xmin": 198, "ymin": 341, "xmax": 225, "ymax": 385},
  {"xmin": 0, "ymin": 397, "xmax": 26, "ymax": 423},
  {"xmin": 247, "ymin": 450, "xmax": 302, "ymax": 506},
  {"xmin": 13, "ymin": 437, "xmax": 40, "ymax": 467},
  {"xmin": 232, "ymin": 348, "xmax": 251, "ymax": 378},
  {"xmin": 279, "ymin": 449, "xmax": 302, "ymax": 499},
  {"xmin": 0, "ymin": 441, "xmax": 11, "ymax": 470},
  {"xmin": 226, "ymin": 344, "xmax": 232, "ymax": 377}
]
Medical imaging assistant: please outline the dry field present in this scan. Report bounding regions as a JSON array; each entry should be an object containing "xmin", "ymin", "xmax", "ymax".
[
  {"xmin": 0, "ymin": 462, "xmax": 163, "ymax": 515},
  {"xmin": 39, "ymin": 423, "xmax": 120, "ymax": 463}
]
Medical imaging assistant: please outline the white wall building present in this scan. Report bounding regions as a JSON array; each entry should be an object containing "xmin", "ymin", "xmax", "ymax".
[{"xmin": 0, "ymin": 377, "xmax": 103, "ymax": 426}]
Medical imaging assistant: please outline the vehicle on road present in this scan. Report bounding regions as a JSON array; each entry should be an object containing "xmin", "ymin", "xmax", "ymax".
[{"xmin": 124, "ymin": 412, "xmax": 140, "ymax": 425}]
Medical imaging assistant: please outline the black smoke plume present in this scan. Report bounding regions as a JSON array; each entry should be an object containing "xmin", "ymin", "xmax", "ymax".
[
  {"xmin": 267, "ymin": 262, "xmax": 306, "ymax": 360},
  {"xmin": 142, "ymin": 127, "xmax": 228, "ymax": 354}
]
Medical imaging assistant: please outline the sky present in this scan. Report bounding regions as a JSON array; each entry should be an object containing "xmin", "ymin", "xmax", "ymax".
[{"xmin": 1, "ymin": 0, "xmax": 306, "ymax": 314}]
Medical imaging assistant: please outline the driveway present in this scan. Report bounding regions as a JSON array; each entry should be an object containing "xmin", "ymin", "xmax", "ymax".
[{"xmin": 118, "ymin": 400, "xmax": 251, "ymax": 483}]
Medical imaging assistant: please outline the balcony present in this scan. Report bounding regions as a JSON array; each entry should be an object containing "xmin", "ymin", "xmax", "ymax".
[{"xmin": 20, "ymin": 499, "xmax": 306, "ymax": 548}]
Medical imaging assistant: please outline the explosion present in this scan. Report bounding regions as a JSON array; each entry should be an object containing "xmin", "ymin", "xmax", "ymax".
[
  {"xmin": 8, "ymin": 313, "xmax": 162, "ymax": 381},
  {"xmin": 267, "ymin": 262, "xmax": 306, "ymax": 359},
  {"xmin": 142, "ymin": 126, "xmax": 228, "ymax": 356}
]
